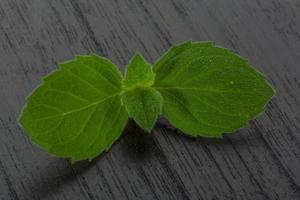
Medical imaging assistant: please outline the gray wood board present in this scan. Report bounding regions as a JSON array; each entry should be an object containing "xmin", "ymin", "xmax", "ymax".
[{"xmin": 0, "ymin": 0, "xmax": 299, "ymax": 199}]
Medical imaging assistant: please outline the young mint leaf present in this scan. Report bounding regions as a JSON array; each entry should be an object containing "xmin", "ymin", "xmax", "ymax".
[
  {"xmin": 19, "ymin": 55, "xmax": 128, "ymax": 161},
  {"xmin": 121, "ymin": 88, "xmax": 162, "ymax": 132},
  {"xmin": 153, "ymin": 41, "xmax": 275, "ymax": 138},
  {"xmin": 121, "ymin": 53, "xmax": 162, "ymax": 131},
  {"xmin": 122, "ymin": 53, "xmax": 155, "ymax": 90}
]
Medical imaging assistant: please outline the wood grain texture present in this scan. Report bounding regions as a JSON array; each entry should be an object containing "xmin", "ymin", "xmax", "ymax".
[{"xmin": 0, "ymin": 0, "xmax": 299, "ymax": 199}]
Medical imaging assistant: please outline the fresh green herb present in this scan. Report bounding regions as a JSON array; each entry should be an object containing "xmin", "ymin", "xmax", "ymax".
[{"xmin": 19, "ymin": 41, "xmax": 275, "ymax": 161}]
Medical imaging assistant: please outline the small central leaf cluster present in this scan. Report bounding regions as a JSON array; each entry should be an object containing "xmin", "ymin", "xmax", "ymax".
[{"xmin": 121, "ymin": 53, "xmax": 162, "ymax": 132}]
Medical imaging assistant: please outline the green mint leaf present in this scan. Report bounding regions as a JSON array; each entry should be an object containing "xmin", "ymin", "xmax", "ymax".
[
  {"xmin": 19, "ymin": 55, "xmax": 128, "ymax": 161},
  {"xmin": 121, "ymin": 88, "xmax": 162, "ymax": 132},
  {"xmin": 122, "ymin": 53, "xmax": 155, "ymax": 89},
  {"xmin": 153, "ymin": 41, "xmax": 275, "ymax": 138}
]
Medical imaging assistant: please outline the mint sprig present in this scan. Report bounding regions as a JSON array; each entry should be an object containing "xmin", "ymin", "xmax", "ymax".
[{"xmin": 19, "ymin": 41, "xmax": 275, "ymax": 161}]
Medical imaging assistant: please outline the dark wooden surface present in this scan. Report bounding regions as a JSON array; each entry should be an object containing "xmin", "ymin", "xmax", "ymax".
[{"xmin": 0, "ymin": 0, "xmax": 300, "ymax": 199}]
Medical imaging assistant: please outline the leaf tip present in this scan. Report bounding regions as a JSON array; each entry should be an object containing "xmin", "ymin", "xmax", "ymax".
[{"xmin": 131, "ymin": 52, "xmax": 147, "ymax": 63}]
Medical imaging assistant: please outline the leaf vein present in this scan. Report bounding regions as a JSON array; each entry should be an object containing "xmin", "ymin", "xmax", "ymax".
[
  {"xmin": 65, "ymin": 70, "xmax": 109, "ymax": 96},
  {"xmin": 162, "ymin": 90, "xmax": 228, "ymax": 129},
  {"xmin": 79, "ymin": 61, "xmax": 120, "ymax": 91},
  {"xmin": 28, "ymin": 93, "xmax": 120, "ymax": 123}
]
